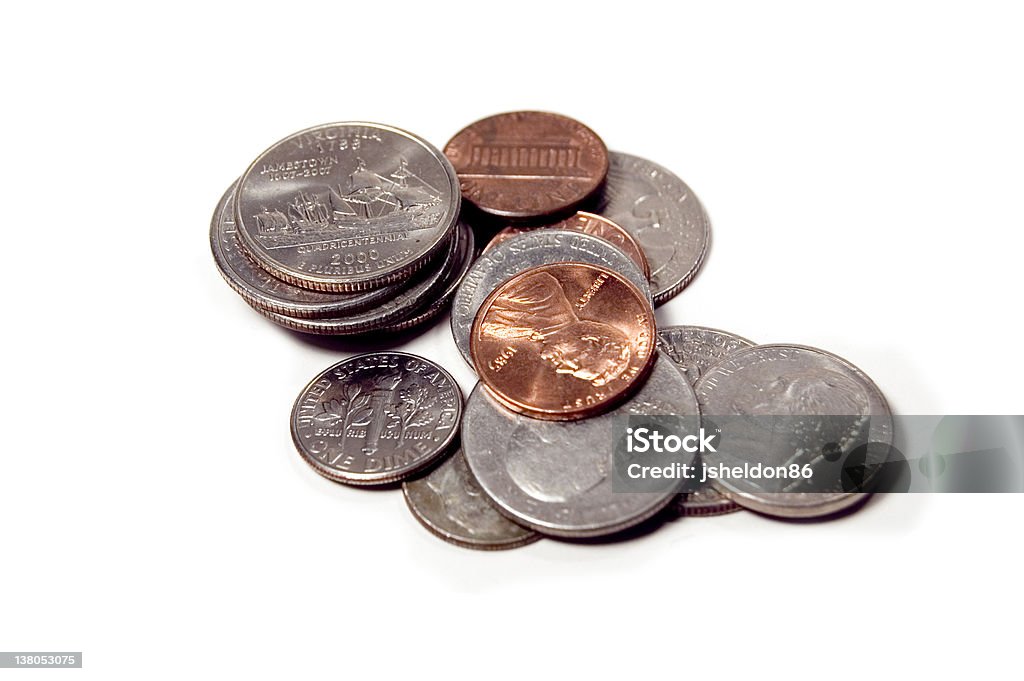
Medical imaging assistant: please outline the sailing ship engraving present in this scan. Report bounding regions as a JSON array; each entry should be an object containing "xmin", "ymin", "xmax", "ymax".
[{"xmin": 254, "ymin": 157, "xmax": 444, "ymax": 247}]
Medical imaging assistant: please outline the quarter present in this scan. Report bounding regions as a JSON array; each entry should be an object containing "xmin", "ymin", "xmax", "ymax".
[{"xmin": 235, "ymin": 122, "xmax": 460, "ymax": 292}]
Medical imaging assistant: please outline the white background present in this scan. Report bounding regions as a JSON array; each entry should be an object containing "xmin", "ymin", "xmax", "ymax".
[{"xmin": 2, "ymin": 1, "xmax": 1022, "ymax": 678}]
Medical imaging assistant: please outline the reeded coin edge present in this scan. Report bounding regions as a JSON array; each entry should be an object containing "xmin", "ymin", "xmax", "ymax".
[
  {"xmin": 674, "ymin": 493, "xmax": 743, "ymax": 517},
  {"xmin": 714, "ymin": 487, "xmax": 872, "ymax": 519},
  {"xmin": 369, "ymin": 223, "xmax": 475, "ymax": 335},
  {"xmin": 482, "ymin": 483, "xmax": 678, "ymax": 539},
  {"xmin": 603, "ymin": 151, "xmax": 711, "ymax": 306},
  {"xmin": 651, "ymin": 207, "xmax": 709, "ymax": 306},
  {"xmin": 239, "ymin": 222, "xmax": 456, "ymax": 294},
  {"xmin": 210, "ymin": 186, "xmax": 414, "ymax": 319},
  {"xmin": 250, "ymin": 225, "xmax": 463, "ymax": 335}
]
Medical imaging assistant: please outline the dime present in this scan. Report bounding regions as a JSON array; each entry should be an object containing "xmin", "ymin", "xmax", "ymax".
[
  {"xmin": 403, "ymin": 450, "xmax": 540, "ymax": 550},
  {"xmin": 695, "ymin": 344, "xmax": 894, "ymax": 518},
  {"xmin": 471, "ymin": 263, "xmax": 656, "ymax": 420},
  {"xmin": 450, "ymin": 229, "xmax": 651, "ymax": 365},
  {"xmin": 444, "ymin": 111, "xmax": 608, "ymax": 219},
  {"xmin": 211, "ymin": 181, "xmax": 424, "ymax": 318},
  {"xmin": 370, "ymin": 222, "xmax": 475, "ymax": 335},
  {"xmin": 252, "ymin": 220, "xmax": 466, "ymax": 335},
  {"xmin": 462, "ymin": 353, "xmax": 700, "ymax": 538},
  {"xmin": 235, "ymin": 122, "xmax": 460, "ymax": 292},
  {"xmin": 291, "ymin": 352, "xmax": 462, "ymax": 486},
  {"xmin": 483, "ymin": 211, "xmax": 651, "ymax": 279},
  {"xmin": 657, "ymin": 326, "xmax": 755, "ymax": 386},
  {"xmin": 591, "ymin": 152, "xmax": 709, "ymax": 305}
]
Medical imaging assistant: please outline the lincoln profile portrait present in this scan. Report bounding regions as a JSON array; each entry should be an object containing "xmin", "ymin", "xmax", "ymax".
[{"xmin": 478, "ymin": 271, "xmax": 631, "ymax": 387}]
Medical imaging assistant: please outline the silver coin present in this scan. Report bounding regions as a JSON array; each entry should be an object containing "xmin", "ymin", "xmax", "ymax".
[
  {"xmin": 371, "ymin": 221, "xmax": 475, "ymax": 335},
  {"xmin": 592, "ymin": 152, "xmax": 709, "ymax": 305},
  {"xmin": 671, "ymin": 488, "xmax": 742, "ymax": 517},
  {"xmin": 654, "ymin": 327, "xmax": 747, "ymax": 518},
  {"xmin": 695, "ymin": 344, "xmax": 893, "ymax": 518},
  {"xmin": 461, "ymin": 353, "xmax": 698, "ymax": 538},
  {"xmin": 450, "ymin": 229, "xmax": 652, "ymax": 364},
  {"xmin": 291, "ymin": 352, "xmax": 462, "ymax": 486},
  {"xmin": 253, "ymin": 219, "xmax": 466, "ymax": 335},
  {"xmin": 657, "ymin": 325, "xmax": 755, "ymax": 386},
  {"xmin": 235, "ymin": 122, "xmax": 460, "ymax": 292},
  {"xmin": 403, "ymin": 450, "xmax": 541, "ymax": 550},
  {"xmin": 211, "ymin": 181, "xmax": 419, "ymax": 318}
]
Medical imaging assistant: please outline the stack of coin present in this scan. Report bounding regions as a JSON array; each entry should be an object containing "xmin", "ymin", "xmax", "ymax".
[
  {"xmin": 222, "ymin": 112, "xmax": 895, "ymax": 551},
  {"xmin": 211, "ymin": 122, "xmax": 472, "ymax": 335}
]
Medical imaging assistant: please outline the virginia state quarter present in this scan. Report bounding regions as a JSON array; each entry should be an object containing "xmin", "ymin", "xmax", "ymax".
[{"xmin": 236, "ymin": 122, "xmax": 460, "ymax": 292}]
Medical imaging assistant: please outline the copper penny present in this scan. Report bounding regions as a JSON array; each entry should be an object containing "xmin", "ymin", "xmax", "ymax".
[
  {"xmin": 444, "ymin": 111, "xmax": 609, "ymax": 219},
  {"xmin": 482, "ymin": 211, "xmax": 652, "ymax": 280},
  {"xmin": 470, "ymin": 263, "xmax": 656, "ymax": 420}
]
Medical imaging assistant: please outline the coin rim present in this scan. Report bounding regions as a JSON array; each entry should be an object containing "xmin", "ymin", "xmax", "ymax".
[
  {"xmin": 369, "ymin": 222, "xmax": 476, "ymax": 335},
  {"xmin": 483, "ymin": 211, "xmax": 653, "ymax": 281},
  {"xmin": 450, "ymin": 228, "xmax": 653, "ymax": 365},
  {"xmin": 211, "ymin": 180, "xmax": 424, "ymax": 319},
  {"xmin": 601, "ymin": 151, "xmax": 710, "ymax": 306},
  {"xmin": 251, "ymin": 220, "xmax": 464, "ymax": 335}
]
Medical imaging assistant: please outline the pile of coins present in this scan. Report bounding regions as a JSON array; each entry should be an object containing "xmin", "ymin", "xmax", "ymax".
[
  {"xmin": 215, "ymin": 111, "xmax": 893, "ymax": 550},
  {"xmin": 210, "ymin": 123, "xmax": 472, "ymax": 335}
]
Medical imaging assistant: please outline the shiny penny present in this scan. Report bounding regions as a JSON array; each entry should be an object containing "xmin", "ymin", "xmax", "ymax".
[
  {"xmin": 470, "ymin": 263, "xmax": 656, "ymax": 421},
  {"xmin": 483, "ymin": 211, "xmax": 651, "ymax": 280},
  {"xmin": 403, "ymin": 450, "xmax": 540, "ymax": 551},
  {"xmin": 450, "ymin": 229, "xmax": 651, "ymax": 365},
  {"xmin": 444, "ymin": 111, "xmax": 608, "ymax": 219},
  {"xmin": 290, "ymin": 352, "xmax": 462, "ymax": 485}
]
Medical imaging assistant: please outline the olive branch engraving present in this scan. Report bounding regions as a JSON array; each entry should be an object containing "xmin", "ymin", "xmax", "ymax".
[
  {"xmin": 383, "ymin": 384, "xmax": 437, "ymax": 444},
  {"xmin": 312, "ymin": 384, "xmax": 374, "ymax": 455}
]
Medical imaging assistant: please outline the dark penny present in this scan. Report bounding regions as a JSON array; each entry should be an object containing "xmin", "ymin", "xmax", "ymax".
[{"xmin": 444, "ymin": 111, "xmax": 608, "ymax": 220}]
